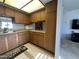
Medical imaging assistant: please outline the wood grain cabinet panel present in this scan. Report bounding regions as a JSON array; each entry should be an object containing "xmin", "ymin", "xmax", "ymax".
[
  {"xmin": 30, "ymin": 31, "xmax": 45, "ymax": 48},
  {"xmin": 6, "ymin": 34, "xmax": 18, "ymax": 50},
  {"xmin": 37, "ymin": 33, "xmax": 45, "ymax": 48},
  {"xmin": 40, "ymin": 9, "xmax": 46, "ymax": 21},
  {"xmin": 45, "ymin": 0, "xmax": 57, "ymax": 53},
  {"xmin": 0, "ymin": 6, "xmax": 5, "ymax": 15},
  {"xmin": 31, "ymin": 13, "xmax": 38, "ymax": 22},
  {"xmin": 15, "ymin": 11, "xmax": 24, "ymax": 24},
  {"xmin": 18, "ymin": 31, "xmax": 29, "ymax": 45},
  {"xmin": 5, "ymin": 7, "xmax": 15, "ymax": 17},
  {"xmin": 45, "ymin": 12, "xmax": 56, "ymax": 53},
  {"xmin": 22, "ymin": 14, "xmax": 31, "ymax": 24},
  {"xmin": 0, "ymin": 36, "xmax": 7, "ymax": 54},
  {"xmin": 46, "ymin": 0, "xmax": 57, "ymax": 13},
  {"xmin": 31, "ymin": 9, "xmax": 46, "ymax": 22},
  {"xmin": 36, "ymin": 11, "xmax": 41, "ymax": 22},
  {"xmin": 15, "ymin": 11, "xmax": 30, "ymax": 24},
  {"xmin": 30, "ymin": 32, "xmax": 38, "ymax": 44}
]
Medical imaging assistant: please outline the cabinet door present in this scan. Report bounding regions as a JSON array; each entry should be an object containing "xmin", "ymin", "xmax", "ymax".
[
  {"xmin": 44, "ymin": 0, "xmax": 57, "ymax": 53},
  {"xmin": 30, "ymin": 32, "xmax": 38, "ymax": 44},
  {"xmin": 0, "ymin": 36, "xmax": 7, "ymax": 53},
  {"xmin": 18, "ymin": 31, "xmax": 29, "ymax": 45},
  {"xmin": 5, "ymin": 7, "xmax": 15, "ymax": 17},
  {"xmin": 40, "ymin": 9, "xmax": 46, "ymax": 21},
  {"xmin": 46, "ymin": 1, "xmax": 57, "ymax": 13},
  {"xmin": 31, "ymin": 11, "xmax": 41, "ymax": 22},
  {"xmin": 15, "ymin": 11, "xmax": 30, "ymax": 24},
  {"xmin": 37, "ymin": 33, "xmax": 45, "ymax": 48},
  {"xmin": 30, "ymin": 32, "xmax": 45, "ymax": 48},
  {"xmin": 0, "ymin": 6, "xmax": 5, "ymax": 15},
  {"xmin": 6, "ymin": 34, "xmax": 17, "ymax": 50},
  {"xmin": 36, "ymin": 11, "xmax": 41, "ymax": 22},
  {"xmin": 15, "ymin": 11, "xmax": 24, "ymax": 23},
  {"xmin": 22, "ymin": 14, "xmax": 31, "ymax": 24},
  {"xmin": 31, "ymin": 9, "xmax": 46, "ymax": 22},
  {"xmin": 31, "ymin": 13, "xmax": 37, "ymax": 22},
  {"xmin": 45, "ymin": 12, "xmax": 56, "ymax": 53}
]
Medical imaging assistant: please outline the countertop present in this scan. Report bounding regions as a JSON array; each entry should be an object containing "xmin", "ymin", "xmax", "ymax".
[
  {"xmin": 0, "ymin": 30, "xmax": 29, "ymax": 36},
  {"xmin": 0, "ymin": 29, "xmax": 45, "ymax": 36},
  {"xmin": 29, "ymin": 30, "xmax": 45, "ymax": 33}
]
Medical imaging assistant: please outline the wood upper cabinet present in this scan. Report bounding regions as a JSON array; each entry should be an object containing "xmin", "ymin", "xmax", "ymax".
[
  {"xmin": 18, "ymin": 31, "xmax": 29, "ymax": 45},
  {"xmin": 5, "ymin": 7, "xmax": 15, "ymax": 17},
  {"xmin": 31, "ymin": 9, "xmax": 46, "ymax": 22},
  {"xmin": 0, "ymin": 7, "xmax": 15, "ymax": 17},
  {"xmin": 15, "ymin": 11, "xmax": 30, "ymax": 24},
  {"xmin": 40, "ymin": 9, "xmax": 46, "ymax": 21},
  {"xmin": 22, "ymin": 13, "xmax": 31, "ymax": 24},
  {"xmin": 31, "ymin": 12, "xmax": 40, "ymax": 22},
  {"xmin": 0, "ymin": 6, "xmax": 31, "ymax": 24},
  {"xmin": 46, "ymin": 0, "xmax": 57, "ymax": 13},
  {"xmin": 0, "ymin": 6, "xmax": 5, "ymax": 15},
  {"xmin": 6, "ymin": 34, "xmax": 18, "ymax": 50},
  {"xmin": 0, "ymin": 35, "xmax": 7, "ymax": 54}
]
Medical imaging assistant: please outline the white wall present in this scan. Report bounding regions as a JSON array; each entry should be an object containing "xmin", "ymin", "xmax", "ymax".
[{"xmin": 61, "ymin": 9, "xmax": 79, "ymax": 40}]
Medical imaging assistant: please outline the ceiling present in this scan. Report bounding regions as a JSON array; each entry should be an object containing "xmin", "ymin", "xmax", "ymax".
[
  {"xmin": 64, "ymin": 0, "xmax": 79, "ymax": 11},
  {"xmin": 0, "ymin": 0, "xmax": 52, "ymax": 13},
  {"xmin": 40, "ymin": 0, "xmax": 52, "ymax": 4}
]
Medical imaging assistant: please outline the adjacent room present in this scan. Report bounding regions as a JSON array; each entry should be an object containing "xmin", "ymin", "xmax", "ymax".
[{"xmin": 59, "ymin": 0, "xmax": 79, "ymax": 59}]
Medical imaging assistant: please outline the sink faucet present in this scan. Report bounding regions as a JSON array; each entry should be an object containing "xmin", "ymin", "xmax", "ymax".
[{"xmin": 3, "ymin": 28, "xmax": 9, "ymax": 33}]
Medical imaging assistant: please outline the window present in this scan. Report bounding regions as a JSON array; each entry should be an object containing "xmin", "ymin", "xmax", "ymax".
[
  {"xmin": 2, "ymin": 22, "xmax": 13, "ymax": 29},
  {"xmin": 0, "ymin": 16, "xmax": 13, "ymax": 29}
]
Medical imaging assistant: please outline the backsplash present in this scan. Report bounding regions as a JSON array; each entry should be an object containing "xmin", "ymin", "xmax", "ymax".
[
  {"xmin": 25, "ymin": 23, "xmax": 35, "ymax": 30},
  {"xmin": 13, "ymin": 24, "xmax": 25, "ymax": 30},
  {"xmin": 25, "ymin": 22, "xmax": 46, "ymax": 30}
]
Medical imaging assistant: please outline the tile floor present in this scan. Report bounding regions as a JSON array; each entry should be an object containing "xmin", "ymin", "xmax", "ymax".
[
  {"xmin": 61, "ymin": 39, "xmax": 79, "ymax": 59},
  {"xmin": 14, "ymin": 43, "xmax": 54, "ymax": 59}
]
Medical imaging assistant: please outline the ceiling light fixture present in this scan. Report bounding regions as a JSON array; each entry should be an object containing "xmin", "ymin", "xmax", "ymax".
[
  {"xmin": 5, "ymin": 0, "xmax": 32, "ymax": 9},
  {"xmin": 22, "ymin": 0, "xmax": 44, "ymax": 13},
  {"xmin": 0, "ymin": 0, "xmax": 3, "ymax": 2}
]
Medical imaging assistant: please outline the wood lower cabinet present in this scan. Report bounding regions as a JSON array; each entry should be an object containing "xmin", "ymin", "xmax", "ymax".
[
  {"xmin": 30, "ymin": 31, "xmax": 45, "ymax": 48},
  {"xmin": 18, "ymin": 31, "xmax": 29, "ymax": 45},
  {"xmin": 6, "ymin": 34, "xmax": 18, "ymax": 50},
  {"xmin": 0, "ymin": 30, "xmax": 29, "ymax": 53},
  {"xmin": 37, "ymin": 33, "xmax": 45, "ymax": 48},
  {"xmin": 0, "ymin": 35, "xmax": 7, "ymax": 54},
  {"xmin": 30, "ymin": 32, "xmax": 38, "ymax": 44}
]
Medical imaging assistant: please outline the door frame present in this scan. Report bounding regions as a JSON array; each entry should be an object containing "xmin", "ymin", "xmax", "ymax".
[{"xmin": 55, "ymin": 0, "xmax": 63, "ymax": 59}]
